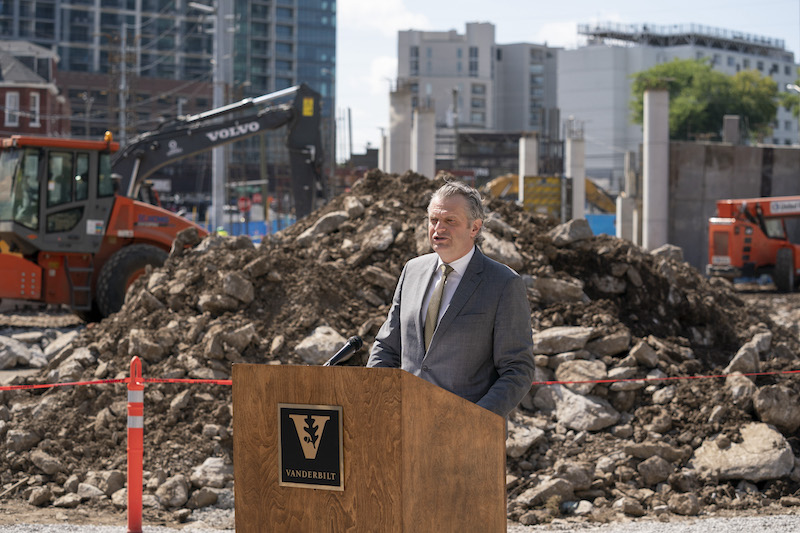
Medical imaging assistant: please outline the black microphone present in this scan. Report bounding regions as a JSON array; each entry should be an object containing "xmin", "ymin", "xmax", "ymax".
[{"xmin": 323, "ymin": 336, "xmax": 363, "ymax": 366}]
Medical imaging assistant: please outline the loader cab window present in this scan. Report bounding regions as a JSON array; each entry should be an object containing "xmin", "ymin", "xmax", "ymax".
[
  {"xmin": 0, "ymin": 148, "xmax": 19, "ymax": 221},
  {"xmin": 74, "ymin": 153, "xmax": 89, "ymax": 201},
  {"xmin": 763, "ymin": 218, "xmax": 786, "ymax": 239},
  {"xmin": 47, "ymin": 152, "xmax": 75, "ymax": 207},
  {"xmin": 97, "ymin": 153, "xmax": 115, "ymax": 197},
  {"xmin": 9, "ymin": 149, "xmax": 40, "ymax": 230}
]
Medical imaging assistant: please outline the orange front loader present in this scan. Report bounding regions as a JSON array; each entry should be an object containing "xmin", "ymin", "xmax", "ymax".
[
  {"xmin": 707, "ymin": 196, "xmax": 800, "ymax": 292},
  {"xmin": 0, "ymin": 134, "xmax": 206, "ymax": 320}
]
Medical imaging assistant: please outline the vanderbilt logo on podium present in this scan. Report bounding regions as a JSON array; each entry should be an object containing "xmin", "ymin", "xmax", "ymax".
[{"xmin": 278, "ymin": 403, "xmax": 343, "ymax": 490}]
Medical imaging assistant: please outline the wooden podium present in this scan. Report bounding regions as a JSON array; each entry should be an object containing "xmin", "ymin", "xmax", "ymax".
[{"xmin": 232, "ymin": 364, "xmax": 507, "ymax": 532}]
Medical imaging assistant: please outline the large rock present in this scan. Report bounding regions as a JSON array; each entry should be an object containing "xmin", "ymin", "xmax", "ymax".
[
  {"xmin": 691, "ymin": 423, "xmax": 794, "ymax": 481},
  {"xmin": 532, "ymin": 327, "xmax": 594, "ymax": 355},
  {"xmin": 726, "ymin": 373, "xmax": 757, "ymax": 408},
  {"xmin": 515, "ymin": 478, "xmax": 574, "ymax": 507},
  {"xmin": 155, "ymin": 474, "xmax": 190, "ymax": 508},
  {"xmin": 547, "ymin": 219, "xmax": 593, "ymax": 247},
  {"xmin": 481, "ymin": 231, "xmax": 523, "ymax": 271},
  {"xmin": 585, "ymin": 330, "xmax": 631, "ymax": 357},
  {"xmin": 537, "ymin": 385, "xmax": 619, "ymax": 432},
  {"xmin": 533, "ymin": 277, "xmax": 587, "ymax": 305},
  {"xmin": 554, "ymin": 359, "xmax": 607, "ymax": 395},
  {"xmin": 723, "ymin": 342, "xmax": 760, "ymax": 375},
  {"xmin": 30, "ymin": 449, "xmax": 63, "ymax": 475},
  {"xmin": 0, "ymin": 335, "xmax": 31, "ymax": 369},
  {"xmin": 222, "ymin": 271, "xmax": 255, "ymax": 304},
  {"xmin": 6, "ymin": 429, "xmax": 40, "ymax": 452},
  {"xmin": 506, "ymin": 423, "xmax": 545, "ymax": 459},
  {"xmin": 190, "ymin": 457, "xmax": 234, "ymax": 488},
  {"xmin": 753, "ymin": 385, "xmax": 800, "ymax": 433},
  {"xmin": 294, "ymin": 326, "xmax": 347, "ymax": 365},
  {"xmin": 637, "ymin": 455, "xmax": 673, "ymax": 485},
  {"xmin": 629, "ymin": 340, "xmax": 659, "ymax": 368},
  {"xmin": 296, "ymin": 211, "xmax": 349, "ymax": 246}
]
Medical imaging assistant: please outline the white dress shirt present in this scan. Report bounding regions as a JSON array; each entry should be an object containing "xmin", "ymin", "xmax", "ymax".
[{"xmin": 422, "ymin": 246, "xmax": 476, "ymax": 327}]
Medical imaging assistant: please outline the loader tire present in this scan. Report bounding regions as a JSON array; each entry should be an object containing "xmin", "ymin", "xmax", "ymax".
[
  {"xmin": 96, "ymin": 244, "xmax": 168, "ymax": 318},
  {"xmin": 774, "ymin": 248, "xmax": 794, "ymax": 293}
]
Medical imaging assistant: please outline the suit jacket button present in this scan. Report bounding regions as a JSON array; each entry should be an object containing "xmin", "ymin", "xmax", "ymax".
[{"xmin": 422, "ymin": 365, "xmax": 429, "ymax": 372}]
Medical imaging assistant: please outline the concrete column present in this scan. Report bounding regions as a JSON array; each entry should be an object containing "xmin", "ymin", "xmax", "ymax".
[
  {"xmin": 378, "ymin": 130, "xmax": 388, "ymax": 172},
  {"xmin": 566, "ymin": 136, "xmax": 586, "ymax": 220},
  {"xmin": 642, "ymin": 89, "xmax": 669, "ymax": 250},
  {"xmin": 624, "ymin": 151, "xmax": 638, "ymax": 198},
  {"xmin": 518, "ymin": 133, "xmax": 539, "ymax": 204},
  {"xmin": 411, "ymin": 106, "xmax": 436, "ymax": 179},
  {"xmin": 616, "ymin": 195, "xmax": 636, "ymax": 241},
  {"xmin": 388, "ymin": 87, "xmax": 412, "ymax": 174}
]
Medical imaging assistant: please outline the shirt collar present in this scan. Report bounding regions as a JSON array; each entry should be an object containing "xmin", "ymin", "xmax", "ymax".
[{"xmin": 437, "ymin": 246, "xmax": 475, "ymax": 277}]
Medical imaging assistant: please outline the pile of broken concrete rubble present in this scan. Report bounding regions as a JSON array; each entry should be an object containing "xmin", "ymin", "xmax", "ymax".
[{"xmin": 1, "ymin": 169, "xmax": 800, "ymax": 527}]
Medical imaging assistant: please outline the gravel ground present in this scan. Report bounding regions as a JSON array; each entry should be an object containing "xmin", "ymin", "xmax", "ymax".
[{"xmin": 2, "ymin": 514, "xmax": 800, "ymax": 532}]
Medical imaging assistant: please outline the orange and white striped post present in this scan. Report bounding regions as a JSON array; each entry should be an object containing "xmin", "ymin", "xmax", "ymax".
[{"xmin": 127, "ymin": 356, "xmax": 144, "ymax": 533}]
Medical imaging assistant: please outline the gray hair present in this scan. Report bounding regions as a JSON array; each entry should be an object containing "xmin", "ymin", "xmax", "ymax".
[{"xmin": 428, "ymin": 180, "xmax": 485, "ymax": 243}]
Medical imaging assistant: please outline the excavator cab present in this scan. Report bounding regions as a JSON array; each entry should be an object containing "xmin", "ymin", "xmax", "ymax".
[{"xmin": 0, "ymin": 136, "xmax": 119, "ymax": 256}]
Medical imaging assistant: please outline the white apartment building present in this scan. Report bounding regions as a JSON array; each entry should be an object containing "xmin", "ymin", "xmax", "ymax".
[
  {"xmin": 388, "ymin": 23, "xmax": 559, "ymax": 178},
  {"xmin": 559, "ymin": 23, "xmax": 798, "ymax": 192}
]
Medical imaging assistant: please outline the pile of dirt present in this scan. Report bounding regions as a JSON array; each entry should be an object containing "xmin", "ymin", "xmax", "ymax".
[{"xmin": 2, "ymin": 169, "xmax": 800, "ymax": 526}]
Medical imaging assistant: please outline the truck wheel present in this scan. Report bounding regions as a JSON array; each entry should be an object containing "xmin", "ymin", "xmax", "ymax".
[
  {"xmin": 96, "ymin": 244, "xmax": 168, "ymax": 317},
  {"xmin": 774, "ymin": 248, "xmax": 794, "ymax": 293}
]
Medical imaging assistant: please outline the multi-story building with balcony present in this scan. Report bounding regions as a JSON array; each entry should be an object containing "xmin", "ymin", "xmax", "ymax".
[{"xmin": 558, "ymin": 22, "xmax": 798, "ymax": 192}]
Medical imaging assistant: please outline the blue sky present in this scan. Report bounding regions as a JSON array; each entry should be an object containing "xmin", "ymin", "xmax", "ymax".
[{"xmin": 336, "ymin": 0, "xmax": 800, "ymax": 160}]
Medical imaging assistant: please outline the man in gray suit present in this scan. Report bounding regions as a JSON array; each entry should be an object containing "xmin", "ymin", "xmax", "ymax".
[{"xmin": 367, "ymin": 180, "xmax": 535, "ymax": 418}]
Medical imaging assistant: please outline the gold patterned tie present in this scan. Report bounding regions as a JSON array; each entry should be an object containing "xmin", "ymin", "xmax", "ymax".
[{"xmin": 424, "ymin": 264, "xmax": 453, "ymax": 351}]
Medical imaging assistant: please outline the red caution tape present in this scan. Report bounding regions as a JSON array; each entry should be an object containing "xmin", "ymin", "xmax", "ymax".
[
  {"xmin": 0, "ymin": 378, "xmax": 127, "ymax": 391},
  {"xmin": 0, "ymin": 376, "xmax": 234, "ymax": 392},
  {"xmin": 3, "ymin": 367, "xmax": 798, "ymax": 392},
  {"xmin": 143, "ymin": 377, "xmax": 232, "ymax": 386},
  {"xmin": 533, "ymin": 368, "xmax": 800, "ymax": 386}
]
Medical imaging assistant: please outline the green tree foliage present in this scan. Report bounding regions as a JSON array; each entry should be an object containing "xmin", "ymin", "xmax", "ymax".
[{"xmin": 630, "ymin": 59, "xmax": 778, "ymax": 142}]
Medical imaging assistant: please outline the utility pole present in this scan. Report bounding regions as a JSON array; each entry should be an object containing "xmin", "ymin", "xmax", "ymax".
[{"xmin": 119, "ymin": 23, "xmax": 128, "ymax": 147}]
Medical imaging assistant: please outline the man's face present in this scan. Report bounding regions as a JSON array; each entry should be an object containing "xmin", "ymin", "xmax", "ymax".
[{"xmin": 427, "ymin": 194, "xmax": 482, "ymax": 263}]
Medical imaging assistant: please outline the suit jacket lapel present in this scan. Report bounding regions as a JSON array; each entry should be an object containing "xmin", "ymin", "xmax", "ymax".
[{"xmin": 412, "ymin": 255, "xmax": 440, "ymax": 339}]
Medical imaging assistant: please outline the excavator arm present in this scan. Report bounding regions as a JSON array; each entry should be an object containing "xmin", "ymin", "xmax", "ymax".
[{"xmin": 112, "ymin": 83, "xmax": 323, "ymax": 218}]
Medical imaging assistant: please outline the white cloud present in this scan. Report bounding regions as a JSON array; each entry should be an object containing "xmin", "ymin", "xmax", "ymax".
[
  {"xmin": 533, "ymin": 21, "xmax": 586, "ymax": 50},
  {"xmin": 368, "ymin": 56, "xmax": 398, "ymax": 96},
  {"xmin": 338, "ymin": 0, "xmax": 431, "ymax": 37}
]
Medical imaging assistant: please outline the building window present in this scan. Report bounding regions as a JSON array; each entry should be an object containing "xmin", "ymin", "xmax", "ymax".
[
  {"xmin": 471, "ymin": 98, "xmax": 485, "ymax": 109},
  {"xmin": 786, "ymin": 65, "xmax": 793, "ymax": 76},
  {"xmin": 757, "ymin": 60, "xmax": 764, "ymax": 71},
  {"xmin": 410, "ymin": 46, "xmax": 419, "ymax": 76},
  {"xmin": 743, "ymin": 58, "xmax": 750, "ymax": 69},
  {"xmin": 785, "ymin": 120, "xmax": 792, "ymax": 130},
  {"xmin": 5, "ymin": 92, "xmax": 19, "ymax": 127},
  {"xmin": 529, "ymin": 110, "xmax": 540, "ymax": 127},
  {"xmin": 29, "ymin": 92, "xmax": 41, "ymax": 127},
  {"xmin": 275, "ymin": 25, "xmax": 293, "ymax": 38},
  {"xmin": 471, "ymin": 84, "xmax": 485, "ymax": 95},
  {"xmin": 457, "ymin": 48, "xmax": 462, "ymax": 59},
  {"xmin": 469, "ymin": 46, "xmax": 478, "ymax": 77},
  {"xmin": 727, "ymin": 56, "xmax": 735, "ymax": 67},
  {"xmin": 470, "ymin": 111, "xmax": 485, "ymax": 124}
]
